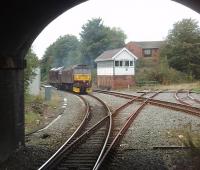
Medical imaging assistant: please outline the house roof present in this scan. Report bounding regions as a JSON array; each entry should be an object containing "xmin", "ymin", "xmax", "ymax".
[
  {"xmin": 95, "ymin": 47, "xmax": 137, "ymax": 62},
  {"xmin": 129, "ymin": 41, "xmax": 164, "ymax": 49},
  {"xmin": 95, "ymin": 48, "xmax": 123, "ymax": 62}
]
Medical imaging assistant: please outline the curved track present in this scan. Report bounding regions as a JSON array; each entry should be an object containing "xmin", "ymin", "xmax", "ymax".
[
  {"xmin": 37, "ymin": 90, "xmax": 200, "ymax": 170},
  {"xmin": 174, "ymin": 89, "xmax": 191, "ymax": 106},
  {"xmin": 94, "ymin": 90, "xmax": 200, "ymax": 117},
  {"xmin": 92, "ymin": 90, "xmax": 200, "ymax": 169},
  {"xmin": 187, "ymin": 90, "xmax": 200, "ymax": 104},
  {"xmin": 38, "ymin": 94, "xmax": 112, "ymax": 170},
  {"xmin": 93, "ymin": 91, "xmax": 162, "ymax": 169}
]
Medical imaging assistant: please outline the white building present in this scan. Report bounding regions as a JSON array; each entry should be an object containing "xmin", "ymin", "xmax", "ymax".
[{"xmin": 95, "ymin": 47, "xmax": 137, "ymax": 89}]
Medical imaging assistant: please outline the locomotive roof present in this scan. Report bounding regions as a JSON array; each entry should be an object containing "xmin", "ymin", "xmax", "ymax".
[
  {"xmin": 50, "ymin": 66, "xmax": 64, "ymax": 71},
  {"xmin": 50, "ymin": 65, "xmax": 90, "ymax": 72}
]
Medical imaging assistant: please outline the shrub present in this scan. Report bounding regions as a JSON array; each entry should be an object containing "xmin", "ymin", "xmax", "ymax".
[{"xmin": 135, "ymin": 58, "xmax": 194, "ymax": 85}]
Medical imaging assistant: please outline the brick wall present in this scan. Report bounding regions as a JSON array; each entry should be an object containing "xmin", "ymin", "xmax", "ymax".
[
  {"xmin": 151, "ymin": 48, "xmax": 160, "ymax": 61},
  {"xmin": 126, "ymin": 42, "xmax": 160, "ymax": 61},
  {"xmin": 126, "ymin": 42, "xmax": 143, "ymax": 58},
  {"xmin": 97, "ymin": 75, "xmax": 135, "ymax": 89}
]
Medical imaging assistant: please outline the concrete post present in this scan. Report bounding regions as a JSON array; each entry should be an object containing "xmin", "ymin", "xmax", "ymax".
[{"xmin": 0, "ymin": 69, "xmax": 24, "ymax": 162}]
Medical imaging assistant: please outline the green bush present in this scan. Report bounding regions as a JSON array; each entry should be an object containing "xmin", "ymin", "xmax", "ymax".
[
  {"xmin": 25, "ymin": 94, "xmax": 45, "ymax": 115},
  {"xmin": 135, "ymin": 58, "xmax": 194, "ymax": 85}
]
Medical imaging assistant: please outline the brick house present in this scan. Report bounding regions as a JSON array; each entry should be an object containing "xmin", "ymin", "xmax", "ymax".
[
  {"xmin": 126, "ymin": 41, "xmax": 164, "ymax": 61},
  {"xmin": 95, "ymin": 47, "xmax": 137, "ymax": 89}
]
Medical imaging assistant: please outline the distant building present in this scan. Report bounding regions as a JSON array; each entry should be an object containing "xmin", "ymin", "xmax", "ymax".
[
  {"xmin": 28, "ymin": 67, "xmax": 41, "ymax": 95},
  {"xmin": 126, "ymin": 41, "xmax": 164, "ymax": 61},
  {"xmin": 95, "ymin": 47, "xmax": 137, "ymax": 89}
]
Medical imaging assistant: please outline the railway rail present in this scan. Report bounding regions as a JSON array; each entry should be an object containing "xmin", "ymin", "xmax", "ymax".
[
  {"xmin": 38, "ymin": 94, "xmax": 112, "ymax": 170},
  {"xmin": 31, "ymin": 94, "xmax": 90, "ymax": 169},
  {"xmin": 93, "ymin": 91, "xmax": 162, "ymax": 169},
  {"xmin": 38, "ymin": 90, "xmax": 160, "ymax": 170},
  {"xmin": 25, "ymin": 94, "xmax": 90, "ymax": 137},
  {"xmin": 94, "ymin": 89, "xmax": 200, "ymax": 117},
  {"xmin": 187, "ymin": 90, "xmax": 200, "ymax": 104},
  {"xmin": 38, "ymin": 89, "xmax": 200, "ymax": 169},
  {"xmin": 92, "ymin": 90, "xmax": 200, "ymax": 169},
  {"xmin": 174, "ymin": 89, "xmax": 192, "ymax": 106}
]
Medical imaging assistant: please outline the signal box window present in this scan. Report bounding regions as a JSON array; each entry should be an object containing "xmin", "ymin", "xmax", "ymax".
[
  {"xmin": 120, "ymin": 61, "xmax": 123, "ymax": 67},
  {"xmin": 125, "ymin": 61, "xmax": 129, "ymax": 66},
  {"xmin": 115, "ymin": 61, "xmax": 119, "ymax": 67},
  {"xmin": 130, "ymin": 61, "xmax": 133, "ymax": 66}
]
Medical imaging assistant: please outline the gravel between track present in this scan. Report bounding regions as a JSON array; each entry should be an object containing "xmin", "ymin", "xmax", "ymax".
[
  {"xmin": 0, "ymin": 90, "xmax": 200, "ymax": 170},
  {"xmin": 93, "ymin": 91, "xmax": 200, "ymax": 170},
  {"xmin": 0, "ymin": 90, "xmax": 86, "ymax": 170}
]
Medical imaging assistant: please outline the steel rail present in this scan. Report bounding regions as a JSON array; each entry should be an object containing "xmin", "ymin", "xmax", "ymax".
[
  {"xmin": 38, "ymin": 94, "xmax": 90, "ymax": 170},
  {"xmin": 89, "ymin": 94, "xmax": 112, "ymax": 170},
  {"xmin": 26, "ymin": 94, "xmax": 89, "ymax": 136},
  {"xmin": 40, "ymin": 92, "xmax": 147, "ymax": 170},
  {"xmin": 94, "ymin": 91, "xmax": 162, "ymax": 169},
  {"xmin": 92, "ymin": 92, "xmax": 149, "ymax": 170},
  {"xmin": 187, "ymin": 89, "xmax": 200, "ymax": 104},
  {"xmin": 94, "ymin": 90, "xmax": 200, "ymax": 117},
  {"xmin": 95, "ymin": 89, "xmax": 200, "ymax": 111},
  {"xmin": 174, "ymin": 89, "xmax": 191, "ymax": 106},
  {"xmin": 38, "ymin": 94, "xmax": 112, "ymax": 170}
]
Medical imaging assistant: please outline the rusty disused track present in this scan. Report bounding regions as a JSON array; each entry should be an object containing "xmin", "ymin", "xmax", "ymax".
[
  {"xmin": 38, "ymin": 94, "xmax": 112, "ymax": 170},
  {"xmin": 94, "ymin": 90, "xmax": 200, "ymax": 117},
  {"xmin": 175, "ymin": 89, "xmax": 200, "ymax": 106},
  {"xmin": 187, "ymin": 90, "xmax": 200, "ymax": 104},
  {"xmin": 93, "ymin": 91, "xmax": 162, "ymax": 169},
  {"xmin": 174, "ymin": 89, "xmax": 191, "ymax": 106},
  {"xmin": 38, "ymin": 89, "xmax": 200, "ymax": 170}
]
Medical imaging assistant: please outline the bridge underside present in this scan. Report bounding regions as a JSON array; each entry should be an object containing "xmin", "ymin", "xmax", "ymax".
[{"xmin": 0, "ymin": 0, "xmax": 199, "ymax": 163}]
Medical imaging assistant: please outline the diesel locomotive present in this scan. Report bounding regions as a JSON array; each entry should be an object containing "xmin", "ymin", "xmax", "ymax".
[{"xmin": 49, "ymin": 64, "xmax": 92, "ymax": 93}]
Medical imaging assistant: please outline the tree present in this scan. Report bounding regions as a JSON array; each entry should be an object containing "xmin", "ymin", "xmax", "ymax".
[
  {"xmin": 160, "ymin": 18, "xmax": 200, "ymax": 79},
  {"xmin": 80, "ymin": 18, "xmax": 127, "ymax": 67},
  {"xmin": 24, "ymin": 48, "xmax": 39, "ymax": 92},
  {"xmin": 40, "ymin": 35, "xmax": 81, "ymax": 80}
]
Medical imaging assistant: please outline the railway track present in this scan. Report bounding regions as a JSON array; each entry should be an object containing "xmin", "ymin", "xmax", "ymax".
[
  {"xmin": 37, "ymin": 89, "xmax": 200, "ymax": 169},
  {"xmin": 38, "ymin": 94, "xmax": 112, "ymax": 170},
  {"xmin": 31, "ymin": 94, "xmax": 90, "ymax": 169},
  {"xmin": 175, "ymin": 89, "xmax": 200, "ymax": 106},
  {"xmin": 93, "ymin": 91, "xmax": 162, "ymax": 169},
  {"xmin": 94, "ymin": 89, "xmax": 200, "ymax": 117},
  {"xmin": 174, "ymin": 89, "xmax": 192, "ymax": 106},
  {"xmin": 187, "ymin": 90, "xmax": 200, "ymax": 104},
  {"xmin": 38, "ymin": 90, "xmax": 160, "ymax": 170},
  {"xmin": 25, "ymin": 94, "xmax": 90, "ymax": 137}
]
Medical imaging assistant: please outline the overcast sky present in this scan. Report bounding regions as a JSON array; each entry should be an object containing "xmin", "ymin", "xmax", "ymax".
[{"xmin": 32, "ymin": 0, "xmax": 200, "ymax": 59}]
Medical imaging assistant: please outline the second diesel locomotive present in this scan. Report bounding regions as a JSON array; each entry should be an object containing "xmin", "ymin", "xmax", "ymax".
[{"xmin": 49, "ymin": 64, "xmax": 92, "ymax": 93}]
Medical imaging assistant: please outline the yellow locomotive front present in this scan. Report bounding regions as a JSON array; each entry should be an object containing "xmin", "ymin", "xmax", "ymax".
[{"xmin": 72, "ymin": 65, "xmax": 92, "ymax": 93}]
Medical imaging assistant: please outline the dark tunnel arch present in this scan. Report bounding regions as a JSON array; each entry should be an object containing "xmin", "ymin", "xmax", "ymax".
[
  {"xmin": 0, "ymin": 0, "xmax": 199, "ymax": 163},
  {"xmin": 1, "ymin": 0, "xmax": 200, "ymax": 60}
]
